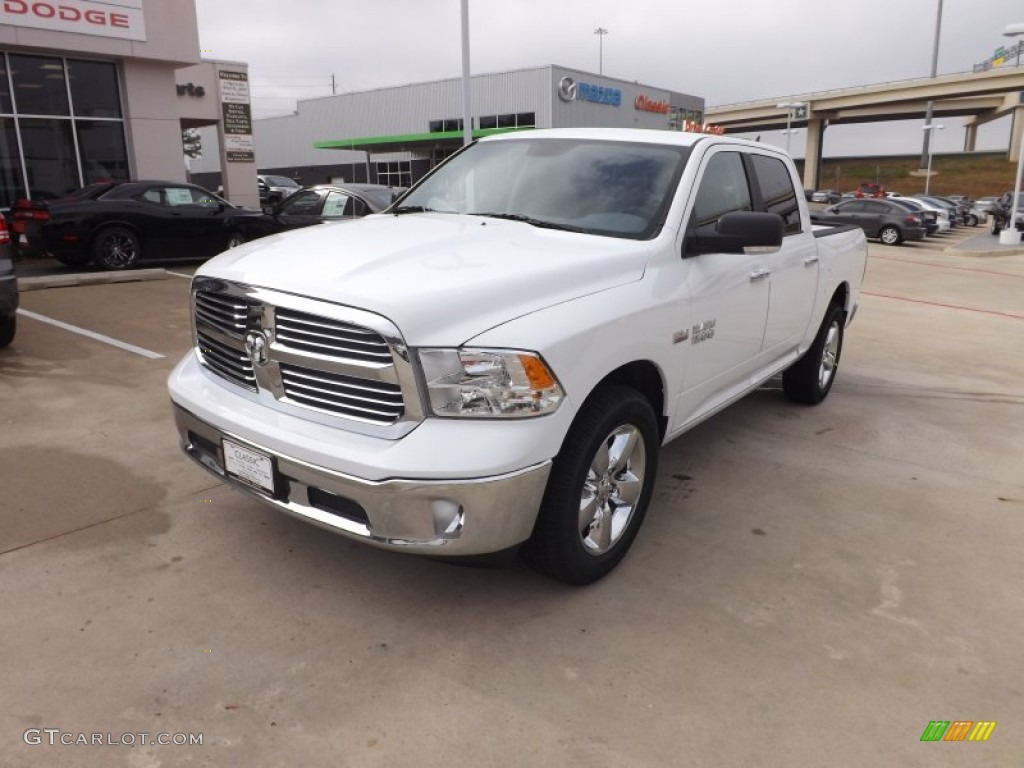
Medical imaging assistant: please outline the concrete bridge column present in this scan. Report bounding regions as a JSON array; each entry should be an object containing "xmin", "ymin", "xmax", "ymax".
[
  {"xmin": 802, "ymin": 118, "xmax": 825, "ymax": 191},
  {"xmin": 1011, "ymin": 105, "xmax": 1024, "ymax": 163},
  {"xmin": 963, "ymin": 124, "xmax": 978, "ymax": 152}
]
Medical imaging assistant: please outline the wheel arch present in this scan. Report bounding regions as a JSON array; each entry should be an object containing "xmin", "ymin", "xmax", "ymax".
[
  {"xmin": 830, "ymin": 281, "xmax": 851, "ymax": 315},
  {"xmin": 89, "ymin": 220, "xmax": 144, "ymax": 250},
  {"xmin": 589, "ymin": 360, "xmax": 667, "ymax": 440}
]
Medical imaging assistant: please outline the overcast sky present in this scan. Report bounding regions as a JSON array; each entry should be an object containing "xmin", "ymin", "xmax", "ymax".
[{"xmin": 194, "ymin": 0, "xmax": 1023, "ymax": 158}]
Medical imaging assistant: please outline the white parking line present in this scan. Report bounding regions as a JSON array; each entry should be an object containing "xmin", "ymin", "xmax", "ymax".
[
  {"xmin": 166, "ymin": 271, "xmax": 194, "ymax": 279},
  {"xmin": 17, "ymin": 309, "xmax": 166, "ymax": 360}
]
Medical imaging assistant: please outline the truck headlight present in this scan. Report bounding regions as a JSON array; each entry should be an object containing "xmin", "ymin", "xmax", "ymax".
[{"xmin": 418, "ymin": 348, "xmax": 564, "ymax": 418}]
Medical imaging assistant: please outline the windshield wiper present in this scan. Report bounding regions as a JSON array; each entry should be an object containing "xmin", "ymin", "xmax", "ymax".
[{"xmin": 471, "ymin": 212, "xmax": 585, "ymax": 233}]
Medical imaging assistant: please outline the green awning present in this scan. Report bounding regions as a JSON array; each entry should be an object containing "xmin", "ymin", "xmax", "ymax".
[{"xmin": 313, "ymin": 126, "xmax": 533, "ymax": 153}]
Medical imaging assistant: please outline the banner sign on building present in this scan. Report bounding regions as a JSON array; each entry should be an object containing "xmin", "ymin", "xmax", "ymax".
[
  {"xmin": 218, "ymin": 70, "xmax": 254, "ymax": 163},
  {"xmin": 0, "ymin": 0, "xmax": 146, "ymax": 41}
]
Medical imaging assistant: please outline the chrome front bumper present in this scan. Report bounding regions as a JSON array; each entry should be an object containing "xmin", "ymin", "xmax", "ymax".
[{"xmin": 173, "ymin": 404, "xmax": 551, "ymax": 555}]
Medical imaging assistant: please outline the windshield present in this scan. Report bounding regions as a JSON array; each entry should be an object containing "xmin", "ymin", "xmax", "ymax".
[
  {"xmin": 265, "ymin": 176, "xmax": 299, "ymax": 187},
  {"xmin": 398, "ymin": 138, "xmax": 690, "ymax": 240}
]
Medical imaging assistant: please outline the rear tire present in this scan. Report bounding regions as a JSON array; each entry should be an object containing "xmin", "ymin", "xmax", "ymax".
[
  {"xmin": 990, "ymin": 217, "xmax": 1002, "ymax": 235},
  {"xmin": 92, "ymin": 227, "xmax": 141, "ymax": 270},
  {"xmin": 964, "ymin": 214, "xmax": 979, "ymax": 227},
  {"xmin": 0, "ymin": 314, "xmax": 15, "ymax": 348},
  {"xmin": 783, "ymin": 302, "xmax": 845, "ymax": 405},
  {"xmin": 522, "ymin": 385, "xmax": 659, "ymax": 585},
  {"xmin": 879, "ymin": 225, "xmax": 901, "ymax": 245}
]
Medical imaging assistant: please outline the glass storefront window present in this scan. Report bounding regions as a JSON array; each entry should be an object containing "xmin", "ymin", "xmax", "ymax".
[
  {"xmin": 9, "ymin": 55, "xmax": 70, "ymax": 116},
  {"xmin": 0, "ymin": 59, "xmax": 12, "ymax": 114},
  {"xmin": 68, "ymin": 60, "xmax": 122, "ymax": 118},
  {"xmin": 0, "ymin": 118, "xmax": 24, "ymax": 208},
  {"xmin": 76, "ymin": 121, "xmax": 129, "ymax": 183},
  {"xmin": 19, "ymin": 118, "xmax": 78, "ymax": 199}
]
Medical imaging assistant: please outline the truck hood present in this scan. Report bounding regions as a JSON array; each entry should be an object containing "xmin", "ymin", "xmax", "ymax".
[{"xmin": 201, "ymin": 213, "xmax": 652, "ymax": 345}]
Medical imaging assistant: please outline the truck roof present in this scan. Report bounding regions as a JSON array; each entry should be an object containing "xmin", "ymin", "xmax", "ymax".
[{"xmin": 479, "ymin": 127, "xmax": 769, "ymax": 152}]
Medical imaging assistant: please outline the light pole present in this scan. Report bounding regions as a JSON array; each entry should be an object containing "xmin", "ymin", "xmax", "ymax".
[
  {"xmin": 776, "ymin": 102, "xmax": 806, "ymax": 156},
  {"xmin": 918, "ymin": 0, "xmax": 944, "ymax": 172},
  {"xmin": 594, "ymin": 27, "xmax": 608, "ymax": 75},
  {"xmin": 1004, "ymin": 22, "xmax": 1024, "ymax": 242},
  {"xmin": 921, "ymin": 123, "xmax": 944, "ymax": 194}
]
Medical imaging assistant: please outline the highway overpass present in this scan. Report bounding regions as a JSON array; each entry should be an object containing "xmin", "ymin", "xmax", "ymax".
[{"xmin": 706, "ymin": 67, "xmax": 1024, "ymax": 191}]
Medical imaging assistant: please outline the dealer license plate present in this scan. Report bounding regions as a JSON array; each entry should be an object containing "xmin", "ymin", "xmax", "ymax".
[{"xmin": 222, "ymin": 439, "xmax": 276, "ymax": 494}]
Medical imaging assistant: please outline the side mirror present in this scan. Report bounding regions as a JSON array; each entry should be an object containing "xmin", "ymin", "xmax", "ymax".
[{"xmin": 685, "ymin": 211, "xmax": 784, "ymax": 256}]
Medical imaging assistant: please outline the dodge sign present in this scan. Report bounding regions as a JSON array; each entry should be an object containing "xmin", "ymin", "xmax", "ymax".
[{"xmin": 0, "ymin": 0, "xmax": 145, "ymax": 41}]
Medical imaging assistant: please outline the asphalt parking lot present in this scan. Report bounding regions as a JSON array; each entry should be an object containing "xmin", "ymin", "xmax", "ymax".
[{"xmin": 2, "ymin": 227, "xmax": 1023, "ymax": 767}]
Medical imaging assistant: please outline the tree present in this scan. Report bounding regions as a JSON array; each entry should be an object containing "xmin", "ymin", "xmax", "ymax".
[{"xmin": 182, "ymin": 128, "xmax": 202, "ymax": 159}]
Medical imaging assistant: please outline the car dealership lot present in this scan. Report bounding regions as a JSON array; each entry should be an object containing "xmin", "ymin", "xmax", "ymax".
[{"xmin": 2, "ymin": 236, "xmax": 1023, "ymax": 766}]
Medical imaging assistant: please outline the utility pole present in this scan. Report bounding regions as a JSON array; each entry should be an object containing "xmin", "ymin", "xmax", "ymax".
[
  {"xmin": 918, "ymin": 0, "xmax": 944, "ymax": 171},
  {"xmin": 461, "ymin": 0, "xmax": 472, "ymax": 147},
  {"xmin": 594, "ymin": 27, "xmax": 608, "ymax": 75},
  {"xmin": 331, "ymin": 74, "xmax": 336, "ymax": 95}
]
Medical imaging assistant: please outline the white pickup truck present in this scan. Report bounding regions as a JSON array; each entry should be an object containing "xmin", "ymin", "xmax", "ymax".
[{"xmin": 169, "ymin": 128, "xmax": 867, "ymax": 584}]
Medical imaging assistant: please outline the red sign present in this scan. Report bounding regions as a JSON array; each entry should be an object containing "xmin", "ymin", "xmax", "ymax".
[{"xmin": 634, "ymin": 94, "xmax": 670, "ymax": 114}]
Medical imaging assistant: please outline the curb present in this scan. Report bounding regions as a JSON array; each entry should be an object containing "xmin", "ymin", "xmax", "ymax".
[
  {"xmin": 944, "ymin": 248, "xmax": 1024, "ymax": 258},
  {"xmin": 18, "ymin": 268, "xmax": 169, "ymax": 292}
]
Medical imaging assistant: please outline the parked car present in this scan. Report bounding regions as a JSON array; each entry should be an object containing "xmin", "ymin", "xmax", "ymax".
[
  {"xmin": 233, "ymin": 183, "xmax": 405, "ymax": 243},
  {"xmin": 810, "ymin": 199, "xmax": 927, "ymax": 244},
  {"xmin": 257, "ymin": 175, "xmax": 301, "ymax": 206},
  {"xmin": 0, "ymin": 212, "xmax": 17, "ymax": 348},
  {"xmin": 853, "ymin": 182, "xmax": 886, "ymax": 199},
  {"xmin": 970, "ymin": 197, "xmax": 997, "ymax": 224},
  {"xmin": 12, "ymin": 181, "xmax": 252, "ymax": 269},
  {"xmin": 988, "ymin": 191, "xmax": 1024, "ymax": 235},
  {"xmin": 889, "ymin": 197, "xmax": 941, "ymax": 235},
  {"xmin": 923, "ymin": 194, "xmax": 975, "ymax": 226},
  {"xmin": 901, "ymin": 197, "xmax": 951, "ymax": 233},
  {"xmin": 810, "ymin": 189, "xmax": 842, "ymax": 204},
  {"xmin": 912, "ymin": 195, "xmax": 962, "ymax": 227}
]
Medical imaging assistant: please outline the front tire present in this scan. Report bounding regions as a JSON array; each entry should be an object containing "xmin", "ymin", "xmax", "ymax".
[
  {"xmin": 879, "ymin": 225, "xmax": 901, "ymax": 245},
  {"xmin": 92, "ymin": 227, "xmax": 141, "ymax": 270},
  {"xmin": 990, "ymin": 216, "xmax": 1002, "ymax": 235},
  {"xmin": 522, "ymin": 385, "xmax": 660, "ymax": 585},
  {"xmin": 0, "ymin": 314, "xmax": 15, "ymax": 348},
  {"xmin": 783, "ymin": 302, "xmax": 845, "ymax": 405},
  {"xmin": 964, "ymin": 214, "xmax": 979, "ymax": 227}
]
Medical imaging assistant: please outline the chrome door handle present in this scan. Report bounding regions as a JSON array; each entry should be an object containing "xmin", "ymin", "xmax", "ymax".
[
  {"xmin": 803, "ymin": 255, "xmax": 820, "ymax": 266},
  {"xmin": 748, "ymin": 268, "xmax": 771, "ymax": 281}
]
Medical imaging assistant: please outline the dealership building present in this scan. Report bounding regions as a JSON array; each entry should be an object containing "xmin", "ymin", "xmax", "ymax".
[
  {"xmin": 0, "ymin": 0, "xmax": 259, "ymax": 209},
  {"xmin": 191, "ymin": 65, "xmax": 707, "ymax": 190}
]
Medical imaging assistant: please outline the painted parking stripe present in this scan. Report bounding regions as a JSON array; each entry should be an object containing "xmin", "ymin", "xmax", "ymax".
[
  {"xmin": 17, "ymin": 309, "xmax": 166, "ymax": 359},
  {"xmin": 166, "ymin": 271, "xmax": 194, "ymax": 279}
]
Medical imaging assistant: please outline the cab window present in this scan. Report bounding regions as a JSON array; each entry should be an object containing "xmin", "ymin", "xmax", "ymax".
[
  {"xmin": 691, "ymin": 152, "xmax": 752, "ymax": 238},
  {"xmin": 750, "ymin": 154, "xmax": 801, "ymax": 234}
]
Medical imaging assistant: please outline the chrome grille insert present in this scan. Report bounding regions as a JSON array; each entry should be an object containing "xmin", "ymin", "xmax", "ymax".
[
  {"xmin": 196, "ymin": 330, "xmax": 256, "ymax": 390},
  {"xmin": 280, "ymin": 363, "xmax": 404, "ymax": 423},
  {"xmin": 195, "ymin": 290, "xmax": 251, "ymax": 337},
  {"xmin": 275, "ymin": 307, "xmax": 393, "ymax": 364}
]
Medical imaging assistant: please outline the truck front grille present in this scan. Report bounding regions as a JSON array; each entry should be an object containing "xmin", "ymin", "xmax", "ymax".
[{"xmin": 191, "ymin": 280, "xmax": 417, "ymax": 433}]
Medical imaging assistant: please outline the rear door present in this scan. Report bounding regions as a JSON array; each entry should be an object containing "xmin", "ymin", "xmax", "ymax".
[{"xmin": 748, "ymin": 153, "xmax": 819, "ymax": 354}]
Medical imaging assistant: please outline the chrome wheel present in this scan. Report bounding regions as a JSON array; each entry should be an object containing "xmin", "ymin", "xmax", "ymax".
[
  {"xmin": 579, "ymin": 424, "xmax": 647, "ymax": 555},
  {"xmin": 818, "ymin": 321, "xmax": 840, "ymax": 390},
  {"xmin": 879, "ymin": 226, "xmax": 900, "ymax": 245}
]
